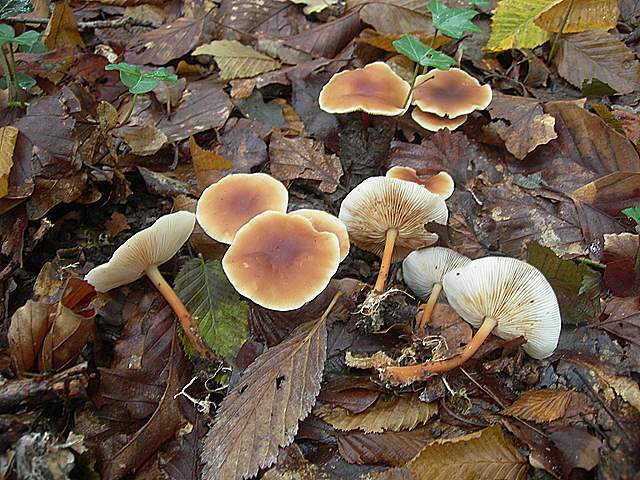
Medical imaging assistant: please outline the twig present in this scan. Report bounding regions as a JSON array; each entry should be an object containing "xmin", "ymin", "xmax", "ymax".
[
  {"xmin": 3, "ymin": 16, "xmax": 155, "ymax": 29},
  {"xmin": 547, "ymin": 0, "xmax": 575, "ymax": 62},
  {"xmin": 624, "ymin": 25, "xmax": 640, "ymax": 45}
]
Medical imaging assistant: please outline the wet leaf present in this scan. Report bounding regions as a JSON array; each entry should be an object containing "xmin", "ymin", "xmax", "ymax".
[
  {"xmin": 0, "ymin": 126, "xmax": 18, "ymax": 199},
  {"xmin": 535, "ymin": 0, "xmax": 619, "ymax": 33},
  {"xmin": 502, "ymin": 388, "xmax": 587, "ymax": 423},
  {"xmin": 317, "ymin": 395, "xmax": 437, "ymax": 433},
  {"xmin": 599, "ymin": 296, "xmax": 640, "ymax": 347},
  {"xmin": 174, "ymin": 258, "xmax": 249, "ymax": 360},
  {"xmin": 408, "ymin": 426, "xmax": 527, "ymax": 480},
  {"xmin": 43, "ymin": 1, "xmax": 84, "ymax": 50},
  {"xmin": 601, "ymin": 233, "xmax": 640, "ymax": 297},
  {"xmin": 189, "ymin": 136, "xmax": 232, "ymax": 189},
  {"xmin": 193, "ymin": 40, "xmax": 281, "ymax": 80},
  {"xmin": 8, "ymin": 300, "xmax": 50, "ymax": 375},
  {"xmin": 201, "ymin": 313, "xmax": 329, "ymax": 479},
  {"xmin": 426, "ymin": 0, "xmax": 481, "ymax": 39},
  {"xmin": 337, "ymin": 428, "xmax": 434, "ymax": 466}
]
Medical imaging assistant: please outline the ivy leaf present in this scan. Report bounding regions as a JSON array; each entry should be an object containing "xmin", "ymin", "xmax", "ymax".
[
  {"xmin": 468, "ymin": 0, "xmax": 490, "ymax": 8},
  {"xmin": 622, "ymin": 203, "xmax": 640, "ymax": 225},
  {"xmin": 427, "ymin": 0, "xmax": 482, "ymax": 39},
  {"xmin": 0, "ymin": 72, "xmax": 36, "ymax": 90},
  {"xmin": 393, "ymin": 35, "xmax": 456, "ymax": 70},
  {"xmin": 0, "ymin": 0, "xmax": 33, "ymax": 19},
  {"xmin": 12, "ymin": 30, "xmax": 38, "ymax": 48},
  {"xmin": 0, "ymin": 24, "xmax": 15, "ymax": 45},
  {"xmin": 105, "ymin": 63, "xmax": 178, "ymax": 95},
  {"xmin": 174, "ymin": 258, "xmax": 249, "ymax": 360}
]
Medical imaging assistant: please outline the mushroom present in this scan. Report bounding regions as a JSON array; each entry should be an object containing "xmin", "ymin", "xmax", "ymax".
[
  {"xmin": 85, "ymin": 211, "xmax": 209, "ymax": 357},
  {"xmin": 196, "ymin": 173, "xmax": 288, "ymax": 244},
  {"xmin": 289, "ymin": 209, "xmax": 350, "ymax": 261},
  {"xmin": 402, "ymin": 247, "xmax": 470, "ymax": 333},
  {"xmin": 411, "ymin": 68, "xmax": 492, "ymax": 118},
  {"xmin": 339, "ymin": 177, "xmax": 448, "ymax": 293},
  {"xmin": 386, "ymin": 166, "xmax": 454, "ymax": 200},
  {"xmin": 319, "ymin": 62, "xmax": 411, "ymax": 116},
  {"xmin": 382, "ymin": 257, "xmax": 561, "ymax": 382},
  {"xmin": 411, "ymin": 109, "xmax": 467, "ymax": 132},
  {"xmin": 222, "ymin": 211, "xmax": 341, "ymax": 311}
]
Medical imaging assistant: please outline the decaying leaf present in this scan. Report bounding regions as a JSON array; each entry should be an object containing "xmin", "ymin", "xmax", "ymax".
[
  {"xmin": 0, "ymin": 126, "xmax": 18, "ymax": 199},
  {"xmin": 189, "ymin": 136, "xmax": 232, "ymax": 189},
  {"xmin": 599, "ymin": 296, "xmax": 640, "ymax": 347},
  {"xmin": 360, "ymin": 3, "xmax": 434, "ymax": 35},
  {"xmin": 104, "ymin": 212, "xmax": 130, "ymax": 237},
  {"xmin": 290, "ymin": 0, "xmax": 339, "ymax": 14},
  {"xmin": 535, "ymin": 0, "xmax": 619, "ymax": 32},
  {"xmin": 193, "ymin": 40, "xmax": 281, "ymax": 80},
  {"xmin": 201, "ymin": 312, "xmax": 329, "ymax": 479},
  {"xmin": 269, "ymin": 130, "xmax": 343, "ymax": 193},
  {"xmin": 337, "ymin": 428, "xmax": 434, "ymax": 466},
  {"xmin": 317, "ymin": 395, "xmax": 437, "ymax": 433},
  {"xmin": 408, "ymin": 426, "xmax": 528, "ymax": 480},
  {"xmin": 114, "ymin": 123, "xmax": 167, "ymax": 156},
  {"xmin": 43, "ymin": 1, "xmax": 85, "ymax": 50},
  {"xmin": 601, "ymin": 233, "xmax": 640, "ymax": 297},
  {"xmin": 502, "ymin": 388, "xmax": 587, "ymax": 423},
  {"xmin": 8, "ymin": 300, "xmax": 51, "ymax": 375}
]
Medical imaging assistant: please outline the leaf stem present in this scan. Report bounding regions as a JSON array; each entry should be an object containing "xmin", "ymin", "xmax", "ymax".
[
  {"xmin": 423, "ymin": 28, "xmax": 439, "ymax": 74},
  {"xmin": 120, "ymin": 93, "xmax": 138, "ymax": 126},
  {"xmin": 548, "ymin": 0, "xmax": 574, "ymax": 62},
  {"xmin": 0, "ymin": 46, "xmax": 16, "ymax": 105}
]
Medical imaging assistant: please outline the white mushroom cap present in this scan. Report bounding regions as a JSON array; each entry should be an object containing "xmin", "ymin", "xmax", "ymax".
[
  {"xmin": 338, "ymin": 177, "xmax": 449, "ymax": 263},
  {"xmin": 442, "ymin": 257, "xmax": 561, "ymax": 359},
  {"xmin": 289, "ymin": 208, "xmax": 350, "ymax": 261},
  {"xmin": 402, "ymin": 247, "xmax": 470, "ymax": 300},
  {"xmin": 85, "ymin": 211, "xmax": 196, "ymax": 292}
]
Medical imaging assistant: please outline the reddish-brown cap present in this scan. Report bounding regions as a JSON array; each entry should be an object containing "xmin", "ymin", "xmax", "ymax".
[
  {"xmin": 386, "ymin": 166, "xmax": 454, "ymax": 200},
  {"xmin": 319, "ymin": 62, "xmax": 411, "ymax": 116},
  {"xmin": 196, "ymin": 173, "xmax": 288, "ymax": 244},
  {"xmin": 411, "ymin": 108, "xmax": 467, "ymax": 132},
  {"xmin": 222, "ymin": 211, "xmax": 340, "ymax": 311},
  {"xmin": 338, "ymin": 177, "xmax": 448, "ymax": 263},
  {"xmin": 412, "ymin": 68, "xmax": 492, "ymax": 118},
  {"xmin": 290, "ymin": 209, "xmax": 350, "ymax": 261}
]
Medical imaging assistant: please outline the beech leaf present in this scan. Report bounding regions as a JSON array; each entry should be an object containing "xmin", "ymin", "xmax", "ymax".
[
  {"xmin": 192, "ymin": 40, "xmax": 281, "ymax": 80},
  {"xmin": 201, "ymin": 313, "xmax": 329, "ymax": 479},
  {"xmin": 535, "ymin": 0, "xmax": 619, "ymax": 33},
  {"xmin": 43, "ymin": 1, "xmax": 84, "ymax": 50},
  {"xmin": 8, "ymin": 300, "xmax": 50, "ymax": 375},
  {"xmin": 189, "ymin": 136, "xmax": 232, "ymax": 189},
  {"xmin": 0, "ymin": 126, "xmax": 19, "ymax": 199},
  {"xmin": 502, "ymin": 388, "xmax": 584, "ymax": 423}
]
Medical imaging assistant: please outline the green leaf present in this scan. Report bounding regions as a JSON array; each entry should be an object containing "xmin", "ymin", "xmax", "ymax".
[
  {"xmin": 468, "ymin": 0, "xmax": 490, "ymax": 8},
  {"xmin": 174, "ymin": 258, "xmax": 249, "ymax": 360},
  {"xmin": 105, "ymin": 63, "xmax": 178, "ymax": 95},
  {"xmin": 0, "ymin": 71, "xmax": 35, "ymax": 90},
  {"xmin": 12, "ymin": 29, "xmax": 38, "ymax": 47},
  {"xmin": 0, "ymin": 24, "xmax": 15, "ymax": 45},
  {"xmin": 393, "ymin": 34, "xmax": 456, "ymax": 70},
  {"xmin": 622, "ymin": 203, "xmax": 640, "ymax": 225},
  {"xmin": 427, "ymin": 0, "xmax": 481, "ymax": 39},
  {"xmin": 527, "ymin": 241, "xmax": 602, "ymax": 325},
  {"xmin": 0, "ymin": 0, "xmax": 33, "ymax": 19}
]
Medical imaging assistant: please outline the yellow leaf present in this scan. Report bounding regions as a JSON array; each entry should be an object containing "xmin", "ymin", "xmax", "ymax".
[
  {"xmin": 43, "ymin": 1, "xmax": 85, "ymax": 50},
  {"xmin": 409, "ymin": 426, "xmax": 528, "ymax": 480},
  {"xmin": 0, "ymin": 126, "xmax": 18, "ymax": 199},
  {"xmin": 316, "ymin": 395, "xmax": 438, "ymax": 433},
  {"xmin": 535, "ymin": 0, "xmax": 619, "ymax": 33},
  {"xmin": 502, "ymin": 388, "xmax": 584, "ymax": 422},
  {"xmin": 189, "ymin": 136, "xmax": 232, "ymax": 189},
  {"xmin": 486, "ymin": 0, "xmax": 561, "ymax": 52},
  {"xmin": 192, "ymin": 40, "xmax": 280, "ymax": 80}
]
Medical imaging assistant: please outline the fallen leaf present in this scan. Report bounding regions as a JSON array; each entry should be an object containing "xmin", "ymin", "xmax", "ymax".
[
  {"xmin": 213, "ymin": 0, "xmax": 290, "ymax": 40},
  {"xmin": 114, "ymin": 122, "xmax": 167, "ymax": 156},
  {"xmin": 193, "ymin": 40, "xmax": 281, "ymax": 80},
  {"xmin": 215, "ymin": 118, "xmax": 268, "ymax": 174},
  {"xmin": 570, "ymin": 172, "xmax": 640, "ymax": 222},
  {"xmin": 43, "ymin": 2, "xmax": 85, "ymax": 50},
  {"xmin": 104, "ymin": 212, "xmax": 130, "ymax": 237},
  {"xmin": 547, "ymin": 428, "xmax": 601, "ymax": 472},
  {"xmin": 487, "ymin": 93, "xmax": 557, "ymax": 160},
  {"xmin": 337, "ymin": 428, "xmax": 434, "ymax": 466},
  {"xmin": 599, "ymin": 296, "xmax": 640, "ymax": 346},
  {"xmin": 612, "ymin": 109, "xmax": 640, "ymax": 148},
  {"xmin": 8, "ymin": 300, "xmax": 50, "ymax": 375},
  {"xmin": 286, "ymin": 10, "xmax": 363, "ymax": 58},
  {"xmin": 408, "ymin": 426, "xmax": 527, "ymax": 480},
  {"xmin": 26, "ymin": 173, "xmax": 88, "ymax": 220},
  {"xmin": 502, "ymin": 388, "xmax": 588, "ymax": 423},
  {"xmin": 0, "ymin": 126, "xmax": 18, "ymax": 199},
  {"xmin": 269, "ymin": 130, "xmax": 343, "ymax": 193},
  {"xmin": 138, "ymin": 167, "xmax": 196, "ymax": 198},
  {"xmin": 601, "ymin": 233, "xmax": 640, "ymax": 297},
  {"xmin": 173, "ymin": 195, "xmax": 227, "ymax": 259},
  {"xmin": 201, "ymin": 313, "xmax": 330, "ymax": 479},
  {"xmin": 317, "ymin": 395, "xmax": 437, "ymax": 433},
  {"xmin": 318, "ymin": 376, "xmax": 380, "ymax": 414},
  {"xmin": 234, "ymin": 90, "xmax": 287, "ymax": 131},
  {"xmin": 360, "ymin": 3, "xmax": 434, "ymax": 35},
  {"xmin": 535, "ymin": 0, "xmax": 619, "ymax": 32},
  {"xmin": 290, "ymin": 0, "xmax": 338, "ymax": 14},
  {"xmin": 555, "ymin": 31, "xmax": 640, "ymax": 94},
  {"xmin": 189, "ymin": 136, "xmax": 232, "ymax": 189}
]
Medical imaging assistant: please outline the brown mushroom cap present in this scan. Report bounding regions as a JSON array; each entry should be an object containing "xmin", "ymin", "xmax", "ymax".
[
  {"xmin": 319, "ymin": 62, "xmax": 411, "ymax": 116},
  {"xmin": 386, "ymin": 166, "xmax": 454, "ymax": 200},
  {"xmin": 411, "ymin": 108, "xmax": 467, "ymax": 132},
  {"xmin": 412, "ymin": 68, "xmax": 492, "ymax": 118},
  {"xmin": 222, "ymin": 211, "xmax": 340, "ymax": 311},
  {"xmin": 338, "ymin": 176, "xmax": 448, "ymax": 263},
  {"xmin": 196, "ymin": 173, "xmax": 288, "ymax": 244},
  {"xmin": 290, "ymin": 209, "xmax": 350, "ymax": 261}
]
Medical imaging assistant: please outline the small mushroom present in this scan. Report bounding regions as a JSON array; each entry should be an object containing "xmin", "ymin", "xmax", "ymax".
[
  {"xmin": 290, "ymin": 209, "xmax": 350, "ymax": 261},
  {"xmin": 382, "ymin": 257, "xmax": 560, "ymax": 382},
  {"xmin": 222, "ymin": 211, "xmax": 341, "ymax": 311},
  {"xmin": 85, "ymin": 211, "xmax": 209, "ymax": 357},
  {"xmin": 402, "ymin": 247, "xmax": 470, "ymax": 333},
  {"xmin": 339, "ymin": 176, "xmax": 448, "ymax": 293},
  {"xmin": 196, "ymin": 173, "xmax": 288, "ymax": 244},
  {"xmin": 411, "ymin": 108, "xmax": 467, "ymax": 132},
  {"xmin": 412, "ymin": 68, "xmax": 492, "ymax": 118},
  {"xmin": 319, "ymin": 62, "xmax": 411, "ymax": 116},
  {"xmin": 386, "ymin": 166, "xmax": 454, "ymax": 200}
]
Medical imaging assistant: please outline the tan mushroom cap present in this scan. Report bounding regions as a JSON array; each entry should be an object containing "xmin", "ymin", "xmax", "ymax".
[
  {"xmin": 443, "ymin": 257, "xmax": 561, "ymax": 359},
  {"xmin": 290, "ymin": 209, "xmax": 350, "ymax": 261},
  {"xmin": 319, "ymin": 62, "xmax": 411, "ymax": 116},
  {"xmin": 338, "ymin": 176, "xmax": 448, "ymax": 263},
  {"xmin": 222, "ymin": 211, "xmax": 340, "ymax": 311},
  {"xmin": 85, "ymin": 211, "xmax": 196, "ymax": 292},
  {"xmin": 412, "ymin": 68, "xmax": 492, "ymax": 118},
  {"xmin": 411, "ymin": 108, "xmax": 467, "ymax": 132},
  {"xmin": 386, "ymin": 166, "xmax": 454, "ymax": 200},
  {"xmin": 402, "ymin": 247, "xmax": 470, "ymax": 300},
  {"xmin": 196, "ymin": 173, "xmax": 288, "ymax": 244}
]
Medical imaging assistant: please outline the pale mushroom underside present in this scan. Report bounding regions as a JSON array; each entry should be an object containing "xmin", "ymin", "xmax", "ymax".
[{"xmin": 403, "ymin": 247, "xmax": 471, "ymax": 300}]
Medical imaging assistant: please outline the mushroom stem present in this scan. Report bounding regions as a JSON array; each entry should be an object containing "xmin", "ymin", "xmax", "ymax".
[
  {"xmin": 381, "ymin": 316, "xmax": 498, "ymax": 383},
  {"xmin": 374, "ymin": 228, "xmax": 399, "ymax": 293},
  {"xmin": 416, "ymin": 282, "xmax": 442, "ymax": 334},
  {"xmin": 145, "ymin": 265, "xmax": 210, "ymax": 358}
]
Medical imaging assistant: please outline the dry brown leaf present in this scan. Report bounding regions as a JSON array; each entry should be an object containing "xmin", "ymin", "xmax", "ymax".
[
  {"xmin": 555, "ymin": 31, "xmax": 640, "ymax": 94},
  {"xmin": 599, "ymin": 296, "xmax": 640, "ymax": 347},
  {"xmin": 104, "ymin": 212, "xmax": 130, "ymax": 237},
  {"xmin": 269, "ymin": 130, "xmax": 343, "ymax": 193},
  {"xmin": 487, "ymin": 93, "xmax": 557, "ymax": 160},
  {"xmin": 8, "ymin": 300, "xmax": 51, "ymax": 375},
  {"xmin": 600, "ymin": 232, "xmax": 640, "ymax": 297},
  {"xmin": 356, "ymin": 29, "xmax": 443, "ymax": 53},
  {"xmin": 536, "ymin": 0, "xmax": 619, "ymax": 32},
  {"xmin": 408, "ymin": 426, "xmax": 528, "ymax": 480},
  {"xmin": 360, "ymin": 3, "xmax": 434, "ymax": 35},
  {"xmin": 43, "ymin": 2, "xmax": 85, "ymax": 50},
  {"xmin": 317, "ymin": 395, "xmax": 437, "ymax": 433},
  {"xmin": 201, "ymin": 313, "xmax": 330, "ymax": 479},
  {"xmin": 189, "ymin": 136, "xmax": 232, "ymax": 189},
  {"xmin": 337, "ymin": 428, "xmax": 434, "ymax": 466},
  {"xmin": 502, "ymin": 389, "xmax": 585, "ymax": 423},
  {"xmin": 0, "ymin": 126, "xmax": 18, "ymax": 199},
  {"xmin": 114, "ymin": 123, "xmax": 167, "ymax": 156},
  {"xmin": 193, "ymin": 40, "xmax": 281, "ymax": 80},
  {"xmin": 612, "ymin": 109, "xmax": 640, "ymax": 148}
]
